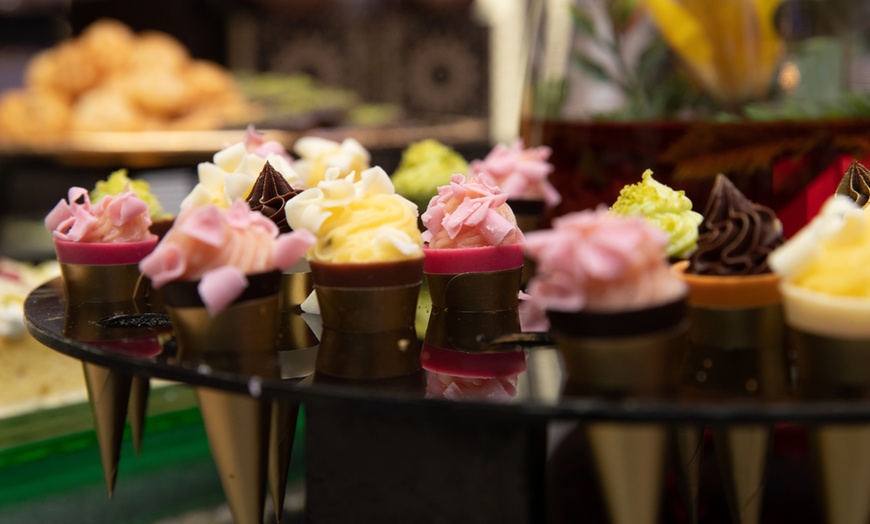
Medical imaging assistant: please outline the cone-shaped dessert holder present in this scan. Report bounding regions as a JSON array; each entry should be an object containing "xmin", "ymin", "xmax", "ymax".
[
  {"xmin": 311, "ymin": 259, "xmax": 423, "ymax": 379},
  {"xmin": 128, "ymin": 375, "xmax": 150, "ymax": 455},
  {"xmin": 162, "ymin": 271, "xmax": 282, "ymax": 524},
  {"xmin": 792, "ymin": 325, "xmax": 870, "ymax": 524},
  {"xmin": 670, "ymin": 425, "xmax": 704, "ymax": 524},
  {"xmin": 59, "ymin": 254, "xmax": 157, "ymax": 499},
  {"xmin": 712, "ymin": 424, "xmax": 771, "ymax": 524},
  {"xmin": 269, "ymin": 400, "xmax": 300, "ymax": 523},
  {"xmin": 548, "ymin": 299, "xmax": 687, "ymax": 524},
  {"xmin": 675, "ymin": 262, "xmax": 787, "ymax": 524}
]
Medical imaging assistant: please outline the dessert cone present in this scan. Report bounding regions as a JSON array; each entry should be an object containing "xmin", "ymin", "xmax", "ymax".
[
  {"xmin": 674, "ymin": 261, "xmax": 785, "ymax": 524},
  {"xmin": 423, "ymin": 244, "xmax": 524, "ymax": 312},
  {"xmin": 128, "ymin": 375, "xmax": 150, "ymax": 455},
  {"xmin": 711, "ymin": 425, "xmax": 771, "ymax": 524},
  {"xmin": 277, "ymin": 259, "xmax": 318, "ymax": 351},
  {"xmin": 269, "ymin": 400, "xmax": 300, "ymax": 522},
  {"xmin": 670, "ymin": 425, "xmax": 704, "ymax": 524},
  {"xmin": 82, "ymin": 362, "xmax": 132, "ymax": 499},
  {"xmin": 782, "ymin": 283, "xmax": 870, "ymax": 524},
  {"xmin": 587, "ymin": 422, "xmax": 668, "ymax": 524},
  {"xmin": 56, "ymin": 239, "xmax": 158, "ymax": 499},
  {"xmin": 547, "ymin": 298, "xmax": 686, "ymax": 524},
  {"xmin": 310, "ymin": 259, "xmax": 423, "ymax": 379},
  {"xmin": 161, "ymin": 271, "xmax": 281, "ymax": 524}
]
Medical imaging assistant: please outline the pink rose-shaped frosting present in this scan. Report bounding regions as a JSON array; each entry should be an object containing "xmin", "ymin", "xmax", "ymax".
[
  {"xmin": 471, "ymin": 139, "xmax": 561, "ymax": 208},
  {"xmin": 422, "ymin": 174, "xmax": 524, "ymax": 249},
  {"xmin": 46, "ymin": 186, "xmax": 154, "ymax": 243},
  {"xmin": 520, "ymin": 207, "xmax": 686, "ymax": 330},
  {"xmin": 139, "ymin": 200, "xmax": 315, "ymax": 315}
]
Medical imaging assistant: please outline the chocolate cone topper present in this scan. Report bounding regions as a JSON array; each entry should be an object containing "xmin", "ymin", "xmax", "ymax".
[
  {"xmin": 836, "ymin": 160, "xmax": 870, "ymax": 208},
  {"xmin": 689, "ymin": 174, "xmax": 783, "ymax": 276},
  {"xmin": 246, "ymin": 161, "xmax": 302, "ymax": 234}
]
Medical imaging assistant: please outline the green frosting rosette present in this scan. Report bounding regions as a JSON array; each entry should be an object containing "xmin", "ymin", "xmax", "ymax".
[
  {"xmin": 91, "ymin": 169, "xmax": 172, "ymax": 221},
  {"xmin": 611, "ymin": 169, "xmax": 702, "ymax": 259},
  {"xmin": 391, "ymin": 139, "xmax": 469, "ymax": 211}
]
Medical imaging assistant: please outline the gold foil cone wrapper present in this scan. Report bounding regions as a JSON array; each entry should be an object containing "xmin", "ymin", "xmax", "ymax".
[
  {"xmin": 674, "ymin": 261, "xmax": 789, "ymax": 399},
  {"xmin": 316, "ymin": 327, "xmax": 421, "ymax": 379},
  {"xmin": 587, "ymin": 422, "xmax": 668, "ymax": 524},
  {"xmin": 278, "ymin": 265, "xmax": 318, "ymax": 351},
  {"xmin": 82, "ymin": 362, "xmax": 132, "ymax": 499},
  {"xmin": 425, "ymin": 267, "xmax": 522, "ymax": 312},
  {"xmin": 424, "ymin": 306, "xmax": 520, "ymax": 353},
  {"xmin": 552, "ymin": 322, "xmax": 687, "ymax": 398},
  {"xmin": 792, "ymin": 330, "xmax": 870, "ymax": 524},
  {"xmin": 60, "ymin": 262, "xmax": 144, "ymax": 305},
  {"xmin": 811, "ymin": 424, "xmax": 870, "ymax": 524},
  {"xmin": 162, "ymin": 274, "xmax": 281, "ymax": 524},
  {"xmin": 197, "ymin": 387, "xmax": 270, "ymax": 524},
  {"xmin": 312, "ymin": 261, "xmax": 422, "ymax": 378},
  {"xmin": 128, "ymin": 376, "xmax": 150, "ymax": 456},
  {"xmin": 711, "ymin": 425, "xmax": 771, "ymax": 524},
  {"xmin": 670, "ymin": 425, "xmax": 704, "ymax": 524},
  {"xmin": 269, "ymin": 400, "xmax": 300, "ymax": 522}
]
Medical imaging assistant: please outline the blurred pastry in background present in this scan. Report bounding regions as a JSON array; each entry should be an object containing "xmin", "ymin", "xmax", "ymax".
[{"xmin": 0, "ymin": 18, "xmax": 251, "ymax": 140}]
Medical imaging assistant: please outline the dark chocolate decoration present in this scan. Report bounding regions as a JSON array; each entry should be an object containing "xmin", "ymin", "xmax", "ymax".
[
  {"xmin": 160, "ymin": 270, "xmax": 282, "ymax": 308},
  {"xmin": 309, "ymin": 258, "xmax": 423, "ymax": 288},
  {"xmin": 836, "ymin": 160, "xmax": 870, "ymax": 208},
  {"xmin": 245, "ymin": 161, "xmax": 302, "ymax": 234},
  {"xmin": 688, "ymin": 174, "xmax": 784, "ymax": 276},
  {"xmin": 547, "ymin": 298, "xmax": 686, "ymax": 338}
]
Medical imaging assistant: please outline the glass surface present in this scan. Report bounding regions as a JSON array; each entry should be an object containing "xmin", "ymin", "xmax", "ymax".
[
  {"xmin": 24, "ymin": 278, "xmax": 870, "ymax": 423},
  {"xmin": 521, "ymin": 0, "xmax": 870, "ymax": 235}
]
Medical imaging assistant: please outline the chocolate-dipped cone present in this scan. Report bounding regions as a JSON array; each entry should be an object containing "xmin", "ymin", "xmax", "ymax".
[
  {"xmin": 711, "ymin": 425, "xmax": 771, "ymax": 524},
  {"xmin": 269, "ymin": 400, "xmax": 300, "ymax": 522},
  {"xmin": 423, "ymin": 244, "xmax": 524, "ymax": 312},
  {"xmin": 82, "ymin": 362, "xmax": 132, "ymax": 499},
  {"xmin": 311, "ymin": 259, "xmax": 423, "ymax": 379},
  {"xmin": 162, "ymin": 271, "xmax": 281, "ymax": 524},
  {"xmin": 128, "ymin": 376, "xmax": 150, "ymax": 455},
  {"xmin": 588, "ymin": 422, "xmax": 668, "ymax": 524}
]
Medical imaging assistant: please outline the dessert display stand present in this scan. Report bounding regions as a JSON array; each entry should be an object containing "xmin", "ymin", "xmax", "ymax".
[{"xmin": 24, "ymin": 278, "xmax": 870, "ymax": 524}]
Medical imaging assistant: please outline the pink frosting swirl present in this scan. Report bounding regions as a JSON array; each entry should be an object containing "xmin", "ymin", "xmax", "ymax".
[
  {"xmin": 470, "ymin": 139, "xmax": 561, "ymax": 207},
  {"xmin": 421, "ymin": 174, "xmax": 524, "ymax": 249},
  {"xmin": 45, "ymin": 186, "xmax": 153, "ymax": 243},
  {"xmin": 139, "ymin": 200, "xmax": 314, "ymax": 315},
  {"xmin": 244, "ymin": 124, "xmax": 292, "ymax": 162},
  {"xmin": 520, "ymin": 207, "xmax": 686, "ymax": 330}
]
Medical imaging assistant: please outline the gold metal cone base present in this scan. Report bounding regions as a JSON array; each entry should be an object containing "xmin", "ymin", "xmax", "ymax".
[
  {"xmin": 587, "ymin": 423, "xmax": 667, "ymax": 524},
  {"xmin": 269, "ymin": 401, "xmax": 300, "ymax": 523},
  {"xmin": 197, "ymin": 388, "xmax": 269, "ymax": 524},
  {"xmin": 811, "ymin": 424, "xmax": 870, "ymax": 524},
  {"xmin": 670, "ymin": 425, "xmax": 704, "ymax": 524},
  {"xmin": 128, "ymin": 376, "xmax": 150, "ymax": 455},
  {"xmin": 711, "ymin": 425, "xmax": 771, "ymax": 524},
  {"xmin": 82, "ymin": 363, "xmax": 133, "ymax": 499}
]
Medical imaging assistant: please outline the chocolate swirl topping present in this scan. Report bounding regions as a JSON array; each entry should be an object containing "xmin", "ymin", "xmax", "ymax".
[
  {"xmin": 688, "ymin": 174, "xmax": 784, "ymax": 276},
  {"xmin": 835, "ymin": 160, "xmax": 870, "ymax": 208},
  {"xmin": 245, "ymin": 161, "xmax": 301, "ymax": 234}
]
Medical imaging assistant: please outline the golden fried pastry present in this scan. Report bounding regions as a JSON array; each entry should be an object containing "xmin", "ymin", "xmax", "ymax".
[
  {"xmin": 0, "ymin": 88, "xmax": 70, "ymax": 140},
  {"xmin": 78, "ymin": 18, "xmax": 137, "ymax": 76},
  {"xmin": 127, "ymin": 30, "xmax": 190, "ymax": 73},
  {"xmin": 71, "ymin": 84, "xmax": 159, "ymax": 132}
]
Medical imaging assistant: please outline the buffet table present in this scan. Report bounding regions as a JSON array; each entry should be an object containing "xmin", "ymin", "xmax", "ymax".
[{"xmin": 23, "ymin": 278, "xmax": 870, "ymax": 524}]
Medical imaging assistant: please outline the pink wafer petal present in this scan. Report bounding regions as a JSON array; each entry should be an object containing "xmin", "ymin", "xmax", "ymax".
[{"xmin": 198, "ymin": 266, "xmax": 248, "ymax": 316}]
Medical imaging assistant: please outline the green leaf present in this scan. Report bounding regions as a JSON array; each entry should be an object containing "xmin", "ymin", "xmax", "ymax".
[{"xmin": 571, "ymin": 53, "xmax": 610, "ymax": 82}]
